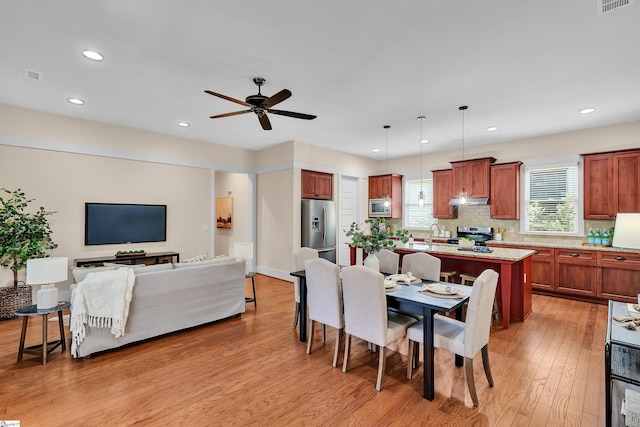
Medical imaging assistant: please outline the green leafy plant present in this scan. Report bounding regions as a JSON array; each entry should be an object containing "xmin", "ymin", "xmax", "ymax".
[
  {"xmin": 345, "ymin": 218, "xmax": 409, "ymax": 254},
  {"xmin": 0, "ymin": 188, "xmax": 57, "ymax": 288}
]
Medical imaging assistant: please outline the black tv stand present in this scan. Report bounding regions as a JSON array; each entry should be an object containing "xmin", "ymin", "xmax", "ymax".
[{"xmin": 74, "ymin": 251, "xmax": 180, "ymax": 267}]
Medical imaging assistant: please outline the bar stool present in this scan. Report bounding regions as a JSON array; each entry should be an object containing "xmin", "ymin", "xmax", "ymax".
[
  {"xmin": 440, "ymin": 270, "xmax": 457, "ymax": 283},
  {"xmin": 460, "ymin": 273, "xmax": 500, "ymax": 322}
]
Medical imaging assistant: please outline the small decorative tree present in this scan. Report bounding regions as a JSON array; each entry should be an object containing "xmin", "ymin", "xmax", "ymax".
[
  {"xmin": 0, "ymin": 188, "xmax": 57, "ymax": 288},
  {"xmin": 345, "ymin": 218, "xmax": 409, "ymax": 254}
]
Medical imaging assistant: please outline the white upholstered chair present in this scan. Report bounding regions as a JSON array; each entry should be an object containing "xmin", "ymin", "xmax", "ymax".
[
  {"xmin": 305, "ymin": 257, "xmax": 344, "ymax": 367},
  {"xmin": 406, "ymin": 269, "xmax": 499, "ymax": 406},
  {"xmin": 377, "ymin": 248, "xmax": 399, "ymax": 275},
  {"xmin": 291, "ymin": 247, "xmax": 319, "ymax": 328},
  {"xmin": 341, "ymin": 265, "xmax": 417, "ymax": 391},
  {"xmin": 401, "ymin": 252, "xmax": 441, "ymax": 281}
]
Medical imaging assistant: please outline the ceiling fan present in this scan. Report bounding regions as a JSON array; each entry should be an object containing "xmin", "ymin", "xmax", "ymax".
[{"xmin": 205, "ymin": 77, "xmax": 317, "ymax": 130}]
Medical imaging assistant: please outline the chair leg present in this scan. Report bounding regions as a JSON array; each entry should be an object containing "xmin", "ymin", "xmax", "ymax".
[
  {"xmin": 407, "ymin": 340, "xmax": 414, "ymax": 380},
  {"xmin": 306, "ymin": 320, "xmax": 315, "ymax": 355},
  {"xmin": 465, "ymin": 357, "xmax": 479, "ymax": 407},
  {"xmin": 481, "ymin": 345, "xmax": 494, "ymax": 387},
  {"xmin": 292, "ymin": 302, "xmax": 300, "ymax": 328},
  {"xmin": 342, "ymin": 334, "xmax": 351, "ymax": 373},
  {"xmin": 414, "ymin": 342, "xmax": 420, "ymax": 369},
  {"xmin": 322, "ymin": 324, "xmax": 326, "ymax": 342},
  {"xmin": 332, "ymin": 328, "xmax": 342, "ymax": 368},
  {"xmin": 376, "ymin": 346, "xmax": 386, "ymax": 391}
]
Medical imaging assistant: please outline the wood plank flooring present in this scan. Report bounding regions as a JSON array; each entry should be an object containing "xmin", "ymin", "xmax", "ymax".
[{"xmin": 0, "ymin": 275, "xmax": 608, "ymax": 426}]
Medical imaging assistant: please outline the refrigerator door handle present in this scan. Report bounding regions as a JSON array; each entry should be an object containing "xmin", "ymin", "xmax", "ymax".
[{"xmin": 322, "ymin": 206, "xmax": 326, "ymax": 243}]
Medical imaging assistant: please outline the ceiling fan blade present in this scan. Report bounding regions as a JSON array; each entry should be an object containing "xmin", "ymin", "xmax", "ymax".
[
  {"xmin": 210, "ymin": 110, "xmax": 252, "ymax": 119},
  {"xmin": 204, "ymin": 90, "xmax": 252, "ymax": 108},
  {"xmin": 262, "ymin": 89, "xmax": 292, "ymax": 108},
  {"xmin": 258, "ymin": 113, "xmax": 272, "ymax": 130},
  {"xmin": 268, "ymin": 109, "xmax": 317, "ymax": 120}
]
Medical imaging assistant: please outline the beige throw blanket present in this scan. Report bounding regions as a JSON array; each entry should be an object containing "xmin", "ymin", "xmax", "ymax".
[{"xmin": 71, "ymin": 268, "xmax": 135, "ymax": 357}]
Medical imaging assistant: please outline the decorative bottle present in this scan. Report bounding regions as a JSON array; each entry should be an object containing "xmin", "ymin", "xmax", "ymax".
[
  {"xmin": 587, "ymin": 228, "xmax": 595, "ymax": 244},
  {"xmin": 594, "ymin": 228, "xmax": 602, "ymax": 245},
  {"xmin": 602, "ymin": 228, "xmax": 610, "ymax": 246}
]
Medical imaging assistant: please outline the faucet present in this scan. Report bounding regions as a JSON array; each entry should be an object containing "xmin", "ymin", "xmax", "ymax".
[{"xmin": 427, "ymin": 223, "xmax": 441, "ymax": 246}]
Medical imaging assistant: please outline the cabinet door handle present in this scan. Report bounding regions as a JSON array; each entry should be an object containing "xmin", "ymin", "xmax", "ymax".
[
  {"xmin": 615, "ymin": 256, "xmax": 626, "ymax": 261},
  {"xmin": 571, "ymin": 253, "xmax": 579, "ymax": 257},
  {"xmin": 534, "ymin": 250, "xmax": 540, "ymax": 254}
]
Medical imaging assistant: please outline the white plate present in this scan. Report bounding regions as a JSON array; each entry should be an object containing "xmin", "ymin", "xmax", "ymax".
[
  {"xmin": 384, "ymin": 279, "xmax": 396, "ymax": 289},
  {"xmin": 423, "ymin": 284, "xmax": 463, "ymax": 295},
  {"xmin": 385, "ymin": 284, "xmax": 402, "ymax": 292}
]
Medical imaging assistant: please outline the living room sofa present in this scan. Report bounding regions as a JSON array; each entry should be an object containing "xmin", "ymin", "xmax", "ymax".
[{"xmin": 70, "ymin": 257, "xmax": 247, "ymax": 358}]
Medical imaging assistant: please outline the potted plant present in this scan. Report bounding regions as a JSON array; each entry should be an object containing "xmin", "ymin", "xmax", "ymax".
[
  {"xmin": 0, "ymin": 188, "xmax": 57, "ymax": 319},
  {"xmin": 345, "ymin": 218, "xmax": 409, "ymax": 271}
]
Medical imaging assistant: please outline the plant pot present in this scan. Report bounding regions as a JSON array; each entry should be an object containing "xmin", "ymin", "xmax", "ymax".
[
  {"xmin": 0, "ymin": 284, "xmax": 32, "ymax": 320},
  {"xmin": 363, "ymin": 253, "xmax": 380, "ymax": 272}
]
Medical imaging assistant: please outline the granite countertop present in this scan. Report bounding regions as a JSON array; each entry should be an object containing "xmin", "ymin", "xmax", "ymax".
[
  {"xmin": 486, "ymin": 240, "xmax": 640, "ymax": 254},
  {"xmin": 398, "ymin": 242, "xmax": 535, "ymax": 262}
]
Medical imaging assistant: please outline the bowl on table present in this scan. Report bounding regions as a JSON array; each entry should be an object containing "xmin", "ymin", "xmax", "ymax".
[{"xmin": 458, "ymin": 239, "xmax": 475, "ymax": 250}]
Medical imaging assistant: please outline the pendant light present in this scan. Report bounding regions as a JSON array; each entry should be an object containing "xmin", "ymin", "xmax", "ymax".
[
  {"xmin": 417, "ymin": 116, "xmax": 426, "ymax": 208},
  {"xmin": 458, "ymin": 106, "xmax": 469, "ymax": 205},
  {"xmin": 383, "ymin": 125, "xmax": 391, "ymax": 208}
]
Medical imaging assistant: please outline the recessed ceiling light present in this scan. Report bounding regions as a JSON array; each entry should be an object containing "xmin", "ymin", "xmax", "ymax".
[
  {"xmin": 420, "ymin": 139, "xmax": 429, "ymax": 144},
  {"xmin": 82, "ymin": 50, "xmax": 104, "ymax": 61},
  {"xmin": 579, "ymin": 108, "xmax": 596, "ymax": 114},
  {"xmin": 486, "ymin": 126, "xmax": 498, "ymax": 132},
  {"xmin": 372, "ymin": 148, "xmax": 380, "ymax": 153},
  {"xmin": 67, "ymin": 98, "xmax": 84, "ymax": 105},
  {"xmin": 177, "ymin": 122, "xmax": 190, "ymax": 127}
]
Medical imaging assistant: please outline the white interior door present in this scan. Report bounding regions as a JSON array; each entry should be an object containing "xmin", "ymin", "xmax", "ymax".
[{"xmin": 338, "ymin": 175, "xmax": 359, "ymax": 266}]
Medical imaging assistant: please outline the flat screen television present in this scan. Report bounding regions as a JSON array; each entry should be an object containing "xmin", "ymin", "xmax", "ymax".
[{"xmin": 85, "ymin": 203, "xmax": 167, "ymax": 246}]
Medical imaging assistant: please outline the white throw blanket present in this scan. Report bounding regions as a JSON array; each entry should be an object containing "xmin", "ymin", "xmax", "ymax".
[{"xmin": 71, "ymin": 268, "xmax": 135, "ymax": 357}]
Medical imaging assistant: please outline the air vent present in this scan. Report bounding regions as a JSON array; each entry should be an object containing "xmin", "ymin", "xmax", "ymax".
[
  {"xmin": 24, "ymin": 68, "xmax": 42, "ymax": 81},
  {"xmin": 598, "ymin": 0, "xmax": 634, "ymax": 15}
]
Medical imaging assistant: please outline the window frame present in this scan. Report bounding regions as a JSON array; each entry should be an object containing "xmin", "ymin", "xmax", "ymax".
[{"xmin": 403, "ymin": 172, "xmax": 436, "ymax": 230}]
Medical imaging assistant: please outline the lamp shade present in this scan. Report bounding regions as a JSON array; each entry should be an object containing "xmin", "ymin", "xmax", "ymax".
[
  {"xmin": 233, "ymin": 242, "xmax": 253, "ymax": 260},
  {"xmin": 26, "ymin": 257, "xmax": 68, "ymax": 285},
  {"xmin": 612, "ymin": 213, "xmax": 640, "ymax": 250}
]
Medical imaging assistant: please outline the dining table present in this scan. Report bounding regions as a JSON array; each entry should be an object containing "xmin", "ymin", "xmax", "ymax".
[{"xmin": 289, "ymin": 269, "xmax": 470, "ymax": 401}]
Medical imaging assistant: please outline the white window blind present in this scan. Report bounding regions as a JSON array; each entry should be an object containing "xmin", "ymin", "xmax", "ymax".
[
  {"xmin": 524, "ymin": 166, "xmax": 578, "ymax": 233},
  {"xmin": 404, "ymin": 178, "xmax": 434, "ymax": 229}
]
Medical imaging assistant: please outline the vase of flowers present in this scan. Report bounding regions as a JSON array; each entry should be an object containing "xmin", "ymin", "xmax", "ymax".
[{"xmin": 345, "ymin": 218, "xmax": 409, "ymax": 272}]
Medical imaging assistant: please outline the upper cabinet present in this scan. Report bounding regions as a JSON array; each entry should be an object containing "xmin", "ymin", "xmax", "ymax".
[
  {"xmin": 450, "ymin": 157, "xmax": 496, "ymax": 198},
  {"xmin": 490, "ymin": 162, "xmax": 522, "ymax": 219},
  {"xmin": 301, "ymin": 169, "xmax": 333, "ymax": 200},
  {"xmin": 368, "ymin": 174, "xmax": 403, "ymax": 218},
  {"xmin": 583, "ymin": 149, "xmax": 640, "ymax": 219},
  {"xmin": 432, "ymin": 169, "xmax": 457, "ymax": 219}
]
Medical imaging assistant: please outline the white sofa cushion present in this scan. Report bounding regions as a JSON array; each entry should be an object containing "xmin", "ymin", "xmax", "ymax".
[
  {"xmin": 134, "ymin": 263, "xmax": 174, "ymax": 274},
  {"xmin": 71, "ymin": 265, "xmax": 117, "ymax": 283}
]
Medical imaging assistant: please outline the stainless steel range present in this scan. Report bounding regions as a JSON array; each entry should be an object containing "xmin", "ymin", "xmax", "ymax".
[{"xmin": 446, "ymin": 226, "xmax": 494, "ymax": 246}]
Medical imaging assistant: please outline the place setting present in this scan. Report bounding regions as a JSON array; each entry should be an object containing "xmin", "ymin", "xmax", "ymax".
[
  {"xmin": 384, "ymin": 272, "xmax": 420, "ymax": 292},
  {"xmin": 419, "ymin": 283, "xmax": 468, "ymax": 299}
]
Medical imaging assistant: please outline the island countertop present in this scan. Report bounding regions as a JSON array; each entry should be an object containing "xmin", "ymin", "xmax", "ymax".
[{"xmin": 397, "ymin": 242, "xmax": 535, "ymax": 262}]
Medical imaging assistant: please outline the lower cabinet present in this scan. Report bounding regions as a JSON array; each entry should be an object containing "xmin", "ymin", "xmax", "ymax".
[
  {"xmin": 555, "ymin": 249, "xmax": 597, "ymax": 297},
  {"xmin": 598, "ymin": 251, "xmax": 640, "ymax": 302}
]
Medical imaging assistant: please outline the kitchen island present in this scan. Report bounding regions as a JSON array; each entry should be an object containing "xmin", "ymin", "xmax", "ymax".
[{"xmin": 350, "ymin": 243, "xmax": 535, "ymax": 328}]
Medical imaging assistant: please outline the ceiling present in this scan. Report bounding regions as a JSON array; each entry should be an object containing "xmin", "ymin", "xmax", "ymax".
[{"xmin": 1, "ymin": 1, "xmax": 639, "ymax": 160}]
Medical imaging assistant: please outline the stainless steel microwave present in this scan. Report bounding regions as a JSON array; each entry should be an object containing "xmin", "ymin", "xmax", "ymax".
[{"xmin": 369, "ymin": 198, "xmax": 390, "ymax": 217}]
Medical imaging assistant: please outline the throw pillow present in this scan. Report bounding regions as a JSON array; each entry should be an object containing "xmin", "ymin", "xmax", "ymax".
[
  {"xmin": 182, "ymin": 252, "xmax": 209, "ymax": 263},
  {"xmin": 71, "ymin": 265, "xmax": 117, "ymax": 283}
]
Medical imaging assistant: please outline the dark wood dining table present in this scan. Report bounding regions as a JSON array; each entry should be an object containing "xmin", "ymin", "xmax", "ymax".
[{"xmin": 289, "ymin": 269, "xmax": 470, "ymax": 401}]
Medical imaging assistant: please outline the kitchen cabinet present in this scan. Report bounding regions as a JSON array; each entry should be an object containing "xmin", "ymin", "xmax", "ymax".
[
  {"xmin": 490, "ymin": 162, "xmax": 522, "ymax": 219},
  {"xmin": 598, "ymin": 250, "xmax": 640, "ymax": 302},
  {"xmin": 432, "ymin": 169, "xmax": 457, "ymax": 219},
  {"xmin": 450, "ymin": 157, "xmax": 496, "ymax": 199},
  {"xmin": 490, "ymin": 244, "xmax": 554, "ymax": 290},
  {"xmin": 368, "ymin": 174, "xmax": 403, "ymax": 218},
  {"xmin": 301, "ymin": 169, "xmax": 333, "ymax": 200},
  {"xmin": 583, "ymin": 149, "xmax": 640, "ymax": 219},
  {"xmin": 554, "ymin": 249, "xmax": 597, "ymax": 297}
]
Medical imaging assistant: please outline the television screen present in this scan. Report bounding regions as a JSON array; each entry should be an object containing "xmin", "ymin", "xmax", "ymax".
[{"xmin": 85, "ymin": 203, "xmax": 167, "ymax": 245}]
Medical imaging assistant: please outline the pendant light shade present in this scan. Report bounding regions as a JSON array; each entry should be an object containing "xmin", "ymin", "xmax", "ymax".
[
  {"xmin": 458, "ymin": 106, "xmax": 469, "ymax": 205},
  {"xmin": 417, "ymin": 116, "xmax": 426, "ymax": 208},
  {"xmin": 383, "ymin": 125, "xmax": 391, "ymax": 208}
]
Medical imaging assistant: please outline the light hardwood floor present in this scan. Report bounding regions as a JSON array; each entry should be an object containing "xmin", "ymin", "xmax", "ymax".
[{"xmin": 0, "ymin": 275, "xmax": 607, "ymax": 426}]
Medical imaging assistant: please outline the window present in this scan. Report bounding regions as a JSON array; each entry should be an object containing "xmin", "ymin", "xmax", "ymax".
[
  {"xmin": 523, "ymin": 162, "xmax": 581, "ymax": 235},
  {"xmin": 404, "ymin": 178, "xmax": 435, "ymax": 229}
]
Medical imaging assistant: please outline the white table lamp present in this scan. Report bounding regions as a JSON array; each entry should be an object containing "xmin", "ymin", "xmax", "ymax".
[
  {"xmin": 26, "ymin": 257, "xmax": 68, "ymax": 309},
  {"xmin": 233, "ymin": 242, "xmax": 253, "ymax": 275},
  {"xmin": 612, "ymin": 213, "xmax": 640, "ymax": 251}
]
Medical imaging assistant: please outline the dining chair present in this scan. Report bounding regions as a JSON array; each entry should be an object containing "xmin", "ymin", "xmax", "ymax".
[
  {"xmin": 401, "ymin": 252, "xmax": 441, "ymax": 281},
  {"xmin": 292, "ymin": 247, "xmax": 319, "ymax": 328},
  {"xmin": 341, "ymin": 265, "xmax": 417, "ymax": 391},
  {"xmin": 377, "ymin": 248, "xmax": 399, "ymax": 275},
  {"xmin": 406, "ymin": 268, "xmax": 499, "ymax": 406},
  {"xmin": 304, "ymin": 257, "xmax": 344, "ymax": 367}
]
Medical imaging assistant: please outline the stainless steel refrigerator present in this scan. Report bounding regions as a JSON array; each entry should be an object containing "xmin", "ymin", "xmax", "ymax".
[{"xmin": 301, "ymin": 199, "xmax": 336, "ymax": 263}]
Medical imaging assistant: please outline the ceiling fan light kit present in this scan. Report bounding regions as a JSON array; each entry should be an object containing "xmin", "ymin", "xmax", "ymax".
[{"xmin": 205, "ymin": 77, "xmax": 316, "ymax": 130}]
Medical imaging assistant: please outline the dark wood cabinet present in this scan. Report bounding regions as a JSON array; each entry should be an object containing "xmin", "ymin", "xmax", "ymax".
[
  {"xmin": 451, "ymin": 157, "xmax": 496, "ymax": 199},
  {"xmin": 432, "ymin": 169, "xmax": 457, "ymax": 219},
  {"xmin": 555, "ymin": 249, "xmax": 597, "ymax": 296},
  {"xmin": 301, "ymin": 169, "xmax": 333, "ymax": 200},
  {"xmin": 368, "ymin": 174, "xmax": 403, "ymax": 218},
  {"xmin": 583, "ymin": 149, "xmax": 640, "ymax": 219},
  {"xmin": 490, "ymin": 162, "xmax": 522, "ymax": 219},
  {"xmin": 490, "ymin": 244, "xmax": 554, "ymax": 290},
  {"xmin": 598, "ymin": 251, "xmax": 640, "ymax": 302}
]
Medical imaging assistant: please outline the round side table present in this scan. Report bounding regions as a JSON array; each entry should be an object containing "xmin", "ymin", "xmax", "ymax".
[{"xmin": 15, "ymin": 302, "xmax": 70, "ymax": 365}]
